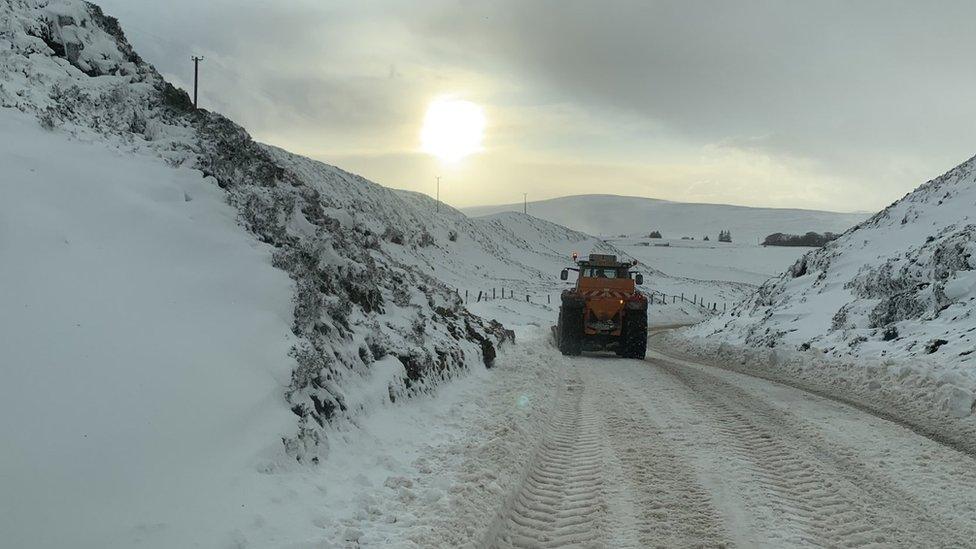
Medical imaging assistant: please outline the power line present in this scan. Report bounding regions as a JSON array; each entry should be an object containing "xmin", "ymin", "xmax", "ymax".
[{"xmin": 191, "ymin": 55, "xmax": 204, "ymax": 108}]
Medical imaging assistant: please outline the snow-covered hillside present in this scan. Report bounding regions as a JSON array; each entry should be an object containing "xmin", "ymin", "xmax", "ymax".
[
  {"xmin": 674, "ymin": 155, "xmax": 976, "ymax": 440},
  {"xmin": 695, "ymin": 158, "xmax": 976, "ymax": 364},
  {"xmin": 464, "ymin": 194, "xmax": 867, "ymax": 243},
  {"xmin": 0, "ymin": 2, "xmax": 527, "ymax": 545},
  {"xmin": 0, "ymin": 0, "xmax": 520, "ymax": 458}
]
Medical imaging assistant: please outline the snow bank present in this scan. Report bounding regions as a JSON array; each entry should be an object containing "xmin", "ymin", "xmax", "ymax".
[
  {"xmin": 0, "ymin": 109, "xmax": 297, "ymax": 547},
  {"xmin": 658, "ymin": 330, "xmax": 976, "ymax": 454}
]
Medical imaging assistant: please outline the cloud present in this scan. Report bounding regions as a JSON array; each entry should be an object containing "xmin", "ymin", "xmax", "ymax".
[{"xmin": 96, "ymin": 0, "xmax": 976, "ymax": 211}]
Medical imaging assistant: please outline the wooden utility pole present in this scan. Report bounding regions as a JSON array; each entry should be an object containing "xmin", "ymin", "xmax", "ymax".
[
  {"xmin": 523, "ymin": 193, "xmax": 527, "ymax": 215},
  {"xmin": 191, "ymin": 56, "xmax": 204, "ymax": 108}
]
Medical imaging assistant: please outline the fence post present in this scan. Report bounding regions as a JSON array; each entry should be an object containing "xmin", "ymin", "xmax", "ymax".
[
  {"xmin": 493, "ymin": 288, "xmax": 496, "ymax": 300},
  {"xmin": 476, "ymin": 290, "xmax": 482, "ymax": 302},
  {"xmin": 723, "ymin": 303, "xmax": 727, "ymax": 312},
  {"xmin": 526, "ymin": 294, "xmax": 530, "ymax": 302},
  {"xmin": 547, "ymin": 295, "xmax": 551, "ymax": 304}
]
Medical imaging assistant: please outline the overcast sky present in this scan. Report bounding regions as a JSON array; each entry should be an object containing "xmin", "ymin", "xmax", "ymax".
[{"xmin": 99, "ymin": 0, "xmax": 976, "ymax": 212}]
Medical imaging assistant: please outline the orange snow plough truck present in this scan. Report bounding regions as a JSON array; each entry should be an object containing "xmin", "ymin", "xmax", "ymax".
[{"xmin": 554, "ymin": 253, "xmax": 648, "ymax": 358}]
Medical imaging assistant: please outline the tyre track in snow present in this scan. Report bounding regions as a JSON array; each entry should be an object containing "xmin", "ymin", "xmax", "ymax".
[
  {"xmin": 486, "ymin": 370, "xmax": 609, "ymax": 548},
  {"xmin": 649, "ymin": 354, "xmax": 976, "ymax": 548},
  {"xmin": 485, "ymin": 359, "xmax": 734, "ymax": 549},
  {"xmin": 389, "ymin": 329, "xmax": 976, "ymax": 547},
  {"xmin": 651, "ymin": 332, "xmax": 976, "ymax": 459},
  {"xmin": 586, "ymin": 366, "xmax": 732, "ymax": 548}
]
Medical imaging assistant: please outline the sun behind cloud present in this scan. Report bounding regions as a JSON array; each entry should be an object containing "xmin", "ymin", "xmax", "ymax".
[{"xmin": 420, "ymin": 97, "xmax": 486, "ymax": 163}]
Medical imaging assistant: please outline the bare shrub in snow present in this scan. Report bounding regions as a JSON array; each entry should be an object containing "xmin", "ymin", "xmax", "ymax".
[
  {"xmin": 383, "ymin": 225, "xmax": 405, "ymax": 245},
  {"xmin": 415, "ymin": 230, "xmax": 435, "ymax": 247},
  {"xmin": 37, "ymin": 108, "xmax": 56, "ymax": 130}
]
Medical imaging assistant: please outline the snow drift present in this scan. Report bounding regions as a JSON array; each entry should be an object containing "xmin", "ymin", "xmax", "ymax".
[{"xmin": 0, "ymin": 104, "xmax": 302, "ymax": 549}]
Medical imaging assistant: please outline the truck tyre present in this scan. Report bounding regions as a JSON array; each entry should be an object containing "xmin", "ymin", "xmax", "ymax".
[
  {"xmin": 620, "ymin": 309, "xmax": 647, "ymax": 359},
  {"xmin": 558, "ymin": 306, "xmax": 584, "ymax": 356}
]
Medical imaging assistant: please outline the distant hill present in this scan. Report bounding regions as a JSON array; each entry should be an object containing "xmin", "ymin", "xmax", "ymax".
[{"xmin": 463, "ymin": 194, "xmax": 868, "ymax": 244}]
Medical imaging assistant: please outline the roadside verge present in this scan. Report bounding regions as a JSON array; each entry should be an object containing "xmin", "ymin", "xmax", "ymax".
[{"xmin": 654, "ymin": 329, "xmax": 976, "ymax": 457}]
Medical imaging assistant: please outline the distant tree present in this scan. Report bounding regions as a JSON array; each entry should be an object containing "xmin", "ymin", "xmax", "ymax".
[
  {"xmin": 762, "ymin": 231, "xmax": 839, "ymax": 247},
  {"xmin": 718, "ymin": 230, "xmax": 732, "ymax": 243},
  {"xmin": 648, "ymin": 230, "xmax": 662, "ymax": 239},
  {"xmin": 703, "ymin": 235, "xmax": 710, "ymax": 241}
]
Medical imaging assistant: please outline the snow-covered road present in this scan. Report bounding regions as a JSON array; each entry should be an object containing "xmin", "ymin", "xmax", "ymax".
[{"xmin": 334, "ymin": 326, "xmax": 976, "ymax": 548}]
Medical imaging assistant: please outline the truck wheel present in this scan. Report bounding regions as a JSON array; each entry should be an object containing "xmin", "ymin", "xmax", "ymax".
[
  {"xmin": 559, "ymin": 306, "xmax": 583, "ymax": 356},
  {"xmin": 620, "ymin": 310, "xmax": 647, "ymax": 359}
]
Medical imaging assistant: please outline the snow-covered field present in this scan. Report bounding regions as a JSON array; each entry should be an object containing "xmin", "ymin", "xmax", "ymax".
[
  {"xmin": 464, "ymin": 193, "xmax": 868, "ymax": 244},
  {"xmin": 609, "ymin": 237, "xmax": 813, "ymax": 286},
  {"xmin": 463, "ymin": 197, "xmax": 864, "ymax": 324}
]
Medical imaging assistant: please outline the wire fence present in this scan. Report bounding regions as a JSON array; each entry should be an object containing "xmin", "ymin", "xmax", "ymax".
[
  {"xmin": 644, "ymin": 289, "xmax": 726, "ymax": 314},
  {"xmin": 455, "ymin": 286, "xmax": 726, "ymax": 314}
]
